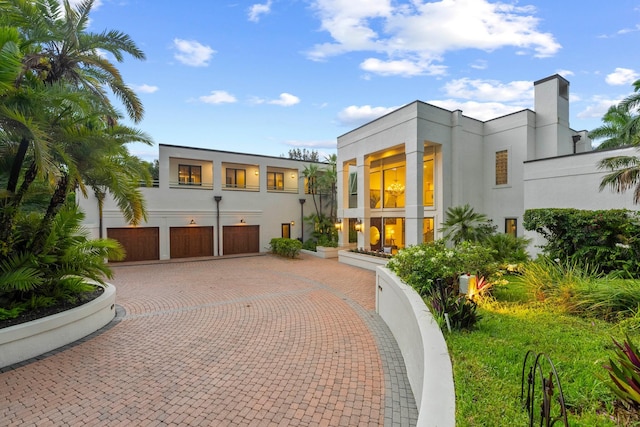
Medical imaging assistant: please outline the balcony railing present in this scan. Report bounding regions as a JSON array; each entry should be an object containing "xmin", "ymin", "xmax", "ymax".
[
  {"xmin": 267, "ymin": 185, "xmax": 299, "ymax": 193},
  {"xmin": 138, "ymin": 180, "xmax": 160, "ymax": 188},
  {"xmin": 169, "ymin": 181, "xmax": 214, "ymax": 190},
  {"xmin": 223, "ymin": 184, "xmax": 260, "ymax": 191}
]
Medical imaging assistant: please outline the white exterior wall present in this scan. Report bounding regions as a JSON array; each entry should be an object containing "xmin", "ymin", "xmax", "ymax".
[
  {"xmin": 78, "ymin": 144, "xmax": 325, "ymax": 259},
  {"xmin": 336, "ymin": 75, "xmax": 623, "ymax": 251}
]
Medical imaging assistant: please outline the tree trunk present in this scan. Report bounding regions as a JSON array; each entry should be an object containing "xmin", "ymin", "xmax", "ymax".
[{"xmin": 29, "ymin": 173, "xmax": 69, "ymax": 255}]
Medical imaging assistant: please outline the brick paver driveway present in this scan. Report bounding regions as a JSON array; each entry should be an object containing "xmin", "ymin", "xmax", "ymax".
[{"xmin": 1, "ymin": 254, "xmax": 417, "ymax": 426}]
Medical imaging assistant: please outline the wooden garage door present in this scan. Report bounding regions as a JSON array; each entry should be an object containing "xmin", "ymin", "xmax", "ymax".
[
  {"xmin": 223, "ymin": 225, "xmax": 259, "ymax": 255},
  {"xmin": 107, "ymin": 227, "xmax": 159, "ymax": 262},
  {"xmin": 170, "ymin": 226, "xmax": 213, "ymax": 259}
]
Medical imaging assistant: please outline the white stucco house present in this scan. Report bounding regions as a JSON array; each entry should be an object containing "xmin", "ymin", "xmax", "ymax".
[
  {"xmin": 79, "ymin": 144, "xmax": 327, "ymax": 261},
  {"xmin": 335, "ymin": 74, "xmax": 639, "ymax": 253}
]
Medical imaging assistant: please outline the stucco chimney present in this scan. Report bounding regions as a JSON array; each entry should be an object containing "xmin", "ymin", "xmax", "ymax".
[{"xmin": 534, "ymin": 75, "xmax": 571, "ymax": 159}]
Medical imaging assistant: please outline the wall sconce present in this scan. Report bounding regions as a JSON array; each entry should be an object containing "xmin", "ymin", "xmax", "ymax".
[
  {"xmin": 190, "ymin": 219, "xmax": 196, "ymax": 225},
  {"xmin": 355, "ymin": 219, "xmax": 363, "ymax": 233},
  {"xmin": 255, "ymin": 170, "xmax": 259, "ymax": 176},
  {"xmin": 291, "ymin": 172, "xmax": 295, "ymax": 179},
  {"xmin": 290, "ymin": 220, "xmax": 295, "ymax": 226},
  {"xmin": 240, "ymin": 218, "xmax": 245, "ymax": 224},
  {"xmin": 334, "ymin": 218, "xmax": 342, "ymax": 230}
]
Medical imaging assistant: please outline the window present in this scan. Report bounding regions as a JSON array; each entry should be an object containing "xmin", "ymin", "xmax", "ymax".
[
  {"xmin": 226, "ymin": 168, "xmax": 246, "ymax": 188},
  {"xmin": 423, "ymin": 159, "xmax": 434, "ymax": 206},
  {"xmin": 495, "ymin": 150, "xmax": 508, "ymax": 185},
  {"xmin": 423, "ymin": 217, "xmax": 434, "ymax": 243},
  {"xmin": 178, "ymin": 164, "xmax": 202, "ymax": 186},
  {"xmin": 505, "ymin": 218, "xmax": 517, "ymax": 237},
  {"xmin": 383, "ymin": 166, "xmax": 405, "ymax": 208},
  {"xmin": 348, "ymin": 172, "xmax": 357, "ymax": 208},
  {"xmin": 268, "ymin": 172, "xmax": 284, "ymax": 191}
]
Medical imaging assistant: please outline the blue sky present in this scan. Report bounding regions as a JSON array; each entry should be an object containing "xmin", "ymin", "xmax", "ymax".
[{"xmin": 86, "ymin": 0, "xmax": 640, "ymax": 161}]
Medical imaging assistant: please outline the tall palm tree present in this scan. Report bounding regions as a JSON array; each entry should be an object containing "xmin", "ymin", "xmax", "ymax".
[
  {"xmin": 595, "ymin": 79, "xmax": 640, "ymax": 203},
  {"xmin": 590, "ymin": 104, "xmax": 640, "ymax": 150}
]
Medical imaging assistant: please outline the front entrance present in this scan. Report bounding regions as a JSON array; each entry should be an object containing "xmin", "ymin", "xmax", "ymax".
[
  {"xmin": 170, "ymin": 226, "xmax": 213, "ymax": 259},
  {"xmin": 281, "ymin": 223, "xmax": 290, "ymax": 239},
  {"xmin": 223, "ymin": 225, "xmax": 260, "ymax": 255}
]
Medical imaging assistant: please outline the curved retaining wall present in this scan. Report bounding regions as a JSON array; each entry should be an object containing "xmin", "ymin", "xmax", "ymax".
[
  {"xmin": 0, "ymin": 284, "xmax": 116, "ymax": 369},
  {"xmin": 376, "ymin": 267, "xmax": 455, "ymax": 426}
]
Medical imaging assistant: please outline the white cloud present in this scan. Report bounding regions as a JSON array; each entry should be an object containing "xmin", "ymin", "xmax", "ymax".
[
  {"xmin": 68, "ymin": 0, "xmax": 102, "ymax": 10},
  {"xmin": 199, "ymin": 90, "xmax": 237, "ymax": 104},
  {"xmin": 132, "ymin": 84, "xmax": 159, "ymax": 94},
  {"xmin": 270, "ymin": 93, "xmax": 300, "ymax": 106},
  {"xmin": 173, "ymin": 39, "xmax": 215, "ymax": 67},
  {"xmin": 308, "ymin": 0, "xmax": 561, "ymax": 76},
  {"xmin": 360, "ymin": 57, "xmax": 445, "ymax": 77},
  {"xmin": 577, "ymin": 96, "xmax": 622, "ymax": 119},
  {"xmin": 470, "ymin": 60, "xmax": 488, "ymax": 70},
  {"xmin": 442, "ymin": 78, "xmax": 533, "ymax": 103},
  {"xmin": 428, "ymin": 100, "xmax": 524, "ymax": 121},
  {"xmin": 248, "ymin": 1, "xmax": 272, "ymax": 22},
  {"xmin": 337, "ymin": 105, "xmax": 399, "ymax": 126},
  {"xmin": 556, "ymin": 69, "xmax": 574, "ymax": 78},
  {"xmin": 606, "ymin": 68, "xmax": 639, "ymax": 86},
  {"xmin": 252, "ymin": 93, "xmax": 301, "ymax": 106},
  {"xmin": 286, "ymin": 140, "xmax": 337, "ymax": 150}
]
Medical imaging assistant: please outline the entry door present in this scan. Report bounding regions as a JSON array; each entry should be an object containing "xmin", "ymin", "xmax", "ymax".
[{"xmin": 281, "ymin": 223, "xmax": 290, "ymax": 238}]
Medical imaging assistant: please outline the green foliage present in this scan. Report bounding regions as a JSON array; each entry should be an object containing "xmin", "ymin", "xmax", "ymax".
[
  {"xmin": 301, "ymin": 239, "xmax": 316, "ymax": 251},
  {"xmin": 439, "ymin": 204, "xmax": 496, "ymax": 245},
  {"xmin": 428, "ymin": 284, "xmax": 481, "ymax": 331},
  {"xmin": 524, "ymin": 208, "xmax": 640, "ymax": 276},
  {"xmin": 269, "ymin": 238, "xmax": 302, "ymax": 259},
  {"xmin": 483, "ymin": 232, "xmax": 531, "ymax": 264},
  {"xmin": 0, "ymin": 203, "xmax": 122, "ymax": 310},
  {"xmin": 0, "ymin": 306, "xmax": 24, "ymax": 321},
  {"xmin": 603, "ymin": 336, "xmax": 640, "ymax": 410}
]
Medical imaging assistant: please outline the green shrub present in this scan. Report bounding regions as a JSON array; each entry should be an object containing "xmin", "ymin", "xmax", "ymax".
[
  {"xmin": 269, "ymin": 238, "xmax": 302, "ymax": 258},
  {"xmin": 484, "ymin": 233, "xmax": 531, "ymax": 264},
  {"xmin": 301, "ymin": 239, "xmax": 317, "ymax": 251},
  {"xmin": 428, "ymin": 281, "xmax": 481, "ymax": 331},
  {"xmin": 524, "ymin": 208, "xmax": 640, "ymax": 276}
]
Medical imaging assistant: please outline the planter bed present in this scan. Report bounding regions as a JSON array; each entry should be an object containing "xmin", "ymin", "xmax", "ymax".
[{"xmin": 0, "ymin": 284, "xmax": 116, "ymax": 369}]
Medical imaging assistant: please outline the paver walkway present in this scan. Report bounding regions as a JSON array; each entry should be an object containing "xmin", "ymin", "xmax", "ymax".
[{"xmin": 1, "ymin": 254, "xmax": 418, "ymax": 426}]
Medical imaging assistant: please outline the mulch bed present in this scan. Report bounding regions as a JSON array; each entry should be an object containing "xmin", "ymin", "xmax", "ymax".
[{"xmin": 0, "ymin": 287, "xmax": 104, "ymax": 330}]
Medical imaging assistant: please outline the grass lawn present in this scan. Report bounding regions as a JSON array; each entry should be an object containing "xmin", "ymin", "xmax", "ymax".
[{"xmin": 445, "ymin": 279, "xmax": 640, "ymax": 426}]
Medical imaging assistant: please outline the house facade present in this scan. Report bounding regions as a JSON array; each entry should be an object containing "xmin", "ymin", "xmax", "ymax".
[
  {"xmin": 79, "ymin": 144, "xmax": 326, "ymax": 261},
  {"xmin": 335, "ymin": 74, "xmax": 639, "ymax": 252}
]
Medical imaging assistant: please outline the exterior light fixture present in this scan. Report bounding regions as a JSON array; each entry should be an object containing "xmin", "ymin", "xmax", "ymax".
[
  {"xmin": 355, "ymin": 219, "xmax": 363, "ymax": 233},
  {"xmin": 290, "ymin": 220, "xmax": 295, "ymax": 226},
  {"xmin": 255, "ymin": 169, "xmax": 259, "ymax": 175},
  {"xmin": 291, "ymin": 172, "xmax": 295, "ymax": 178},
  {"xmin": 190, "ymin": 219, "xmax": 196, "ymax": 225},
  {"xmin": 335, "ymin": 218, "xmax": 342, "ymax": 230},
  {"xmin": 240, "ymin": 218, "xmax": 245, "ymax": 224}
]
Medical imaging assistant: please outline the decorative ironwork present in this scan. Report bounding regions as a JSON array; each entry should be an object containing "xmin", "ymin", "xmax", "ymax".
[{"xmin": 520, "ymin": 350, "xmax": 569, "ymax": 427}]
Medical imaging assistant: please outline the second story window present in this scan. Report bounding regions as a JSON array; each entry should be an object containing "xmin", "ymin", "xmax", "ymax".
[
  {"xmin": 226, "ymin": 168, "xmax": 246, "ymax": 188},
  {"xmin": 267, "ymin": 172, "xmax": 284, "ymax": 191},
  {"xmin": 495, "ymin": 150, "xmax": 508, "ymax": 185},
  {"xmin": 178, "ymin": 164, "xmax": 201, "ymax": 186}
]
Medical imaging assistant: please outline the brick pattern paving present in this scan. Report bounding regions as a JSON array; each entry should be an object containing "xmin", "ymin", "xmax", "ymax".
[{"xmin": 0, "ymin": 254, "xmax": 417, "ymax": 426}]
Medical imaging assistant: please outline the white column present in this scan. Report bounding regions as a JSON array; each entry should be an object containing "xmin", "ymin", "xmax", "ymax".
[
  {"xmin": 356, "ymin": 155, "xmax": 371, "ymax": 249},
  {"xmin": 405, "ymin": 143, "xmax": 424, "ymax": 247}
]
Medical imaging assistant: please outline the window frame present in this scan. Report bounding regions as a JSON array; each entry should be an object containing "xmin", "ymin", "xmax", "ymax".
[
  {"xmin": 267, "ymin": 171, "xmax": 285, "ymax": 191},
  {"xmin": 178, "ymin": 164, "xmax": 202, "ymax": 186},
  {"xmin": 505, "ymin": 218, "xmax": 517, "ymax": 237},
  {"xmin": 225, "ymin": 168, "xmax": 246, "ymax": 189}
]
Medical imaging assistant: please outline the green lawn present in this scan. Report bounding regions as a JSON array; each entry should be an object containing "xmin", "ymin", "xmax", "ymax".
[{"xmin": 445, "ymin": 279, "xmax": 640, "ymax": 426}]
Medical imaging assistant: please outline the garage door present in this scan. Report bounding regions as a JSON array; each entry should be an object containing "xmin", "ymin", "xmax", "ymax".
[
  {"xmin": 170, "ymin": 226, "xmax": 214, "ymax": 259},
  {"xmin": 107, "ymin": 227, "xmax": 159, "ymax": 262},
  {"xmin": 223, "ymin": 225, "xmax": 259, "ymax": 255}
]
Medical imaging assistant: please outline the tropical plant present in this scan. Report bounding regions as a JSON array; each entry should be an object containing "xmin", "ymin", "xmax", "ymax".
[
  {"xmin": 591, "ymin": 104, "xmax": 640, "ymax": 150},
  {"xmin": 603, "ymin": 335, "xmax": 640, "ymax": 410},
  {"xmin": 0, "ymin": 202, "xmax": 123, "ymax": 317},
  {"xmin": 592, "ymin": 79, "xmax": 640, "ymax": 204},
  {"xmin": 484, "ymin": 233, "xmax": 531, "ymax": 264},
  {"xmin": 439, "ymin": 204, "xmax": 496, "ymax": 245}
]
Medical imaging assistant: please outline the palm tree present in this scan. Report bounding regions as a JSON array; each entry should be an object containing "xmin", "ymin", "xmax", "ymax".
[
  {"xmin": 439, "ymin": 204, "xmax": 495, "ymax": 245},
  {"xmin": 595, "ymin": 79, "xmax": 640, "ymax": 203},
  {"xmin": 598, "ymin": 156, "xmax": 640, "ymax": 203},
  {"xmin": 590, "ymin": 104, "xmax": 640, "ymax": 150}
]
